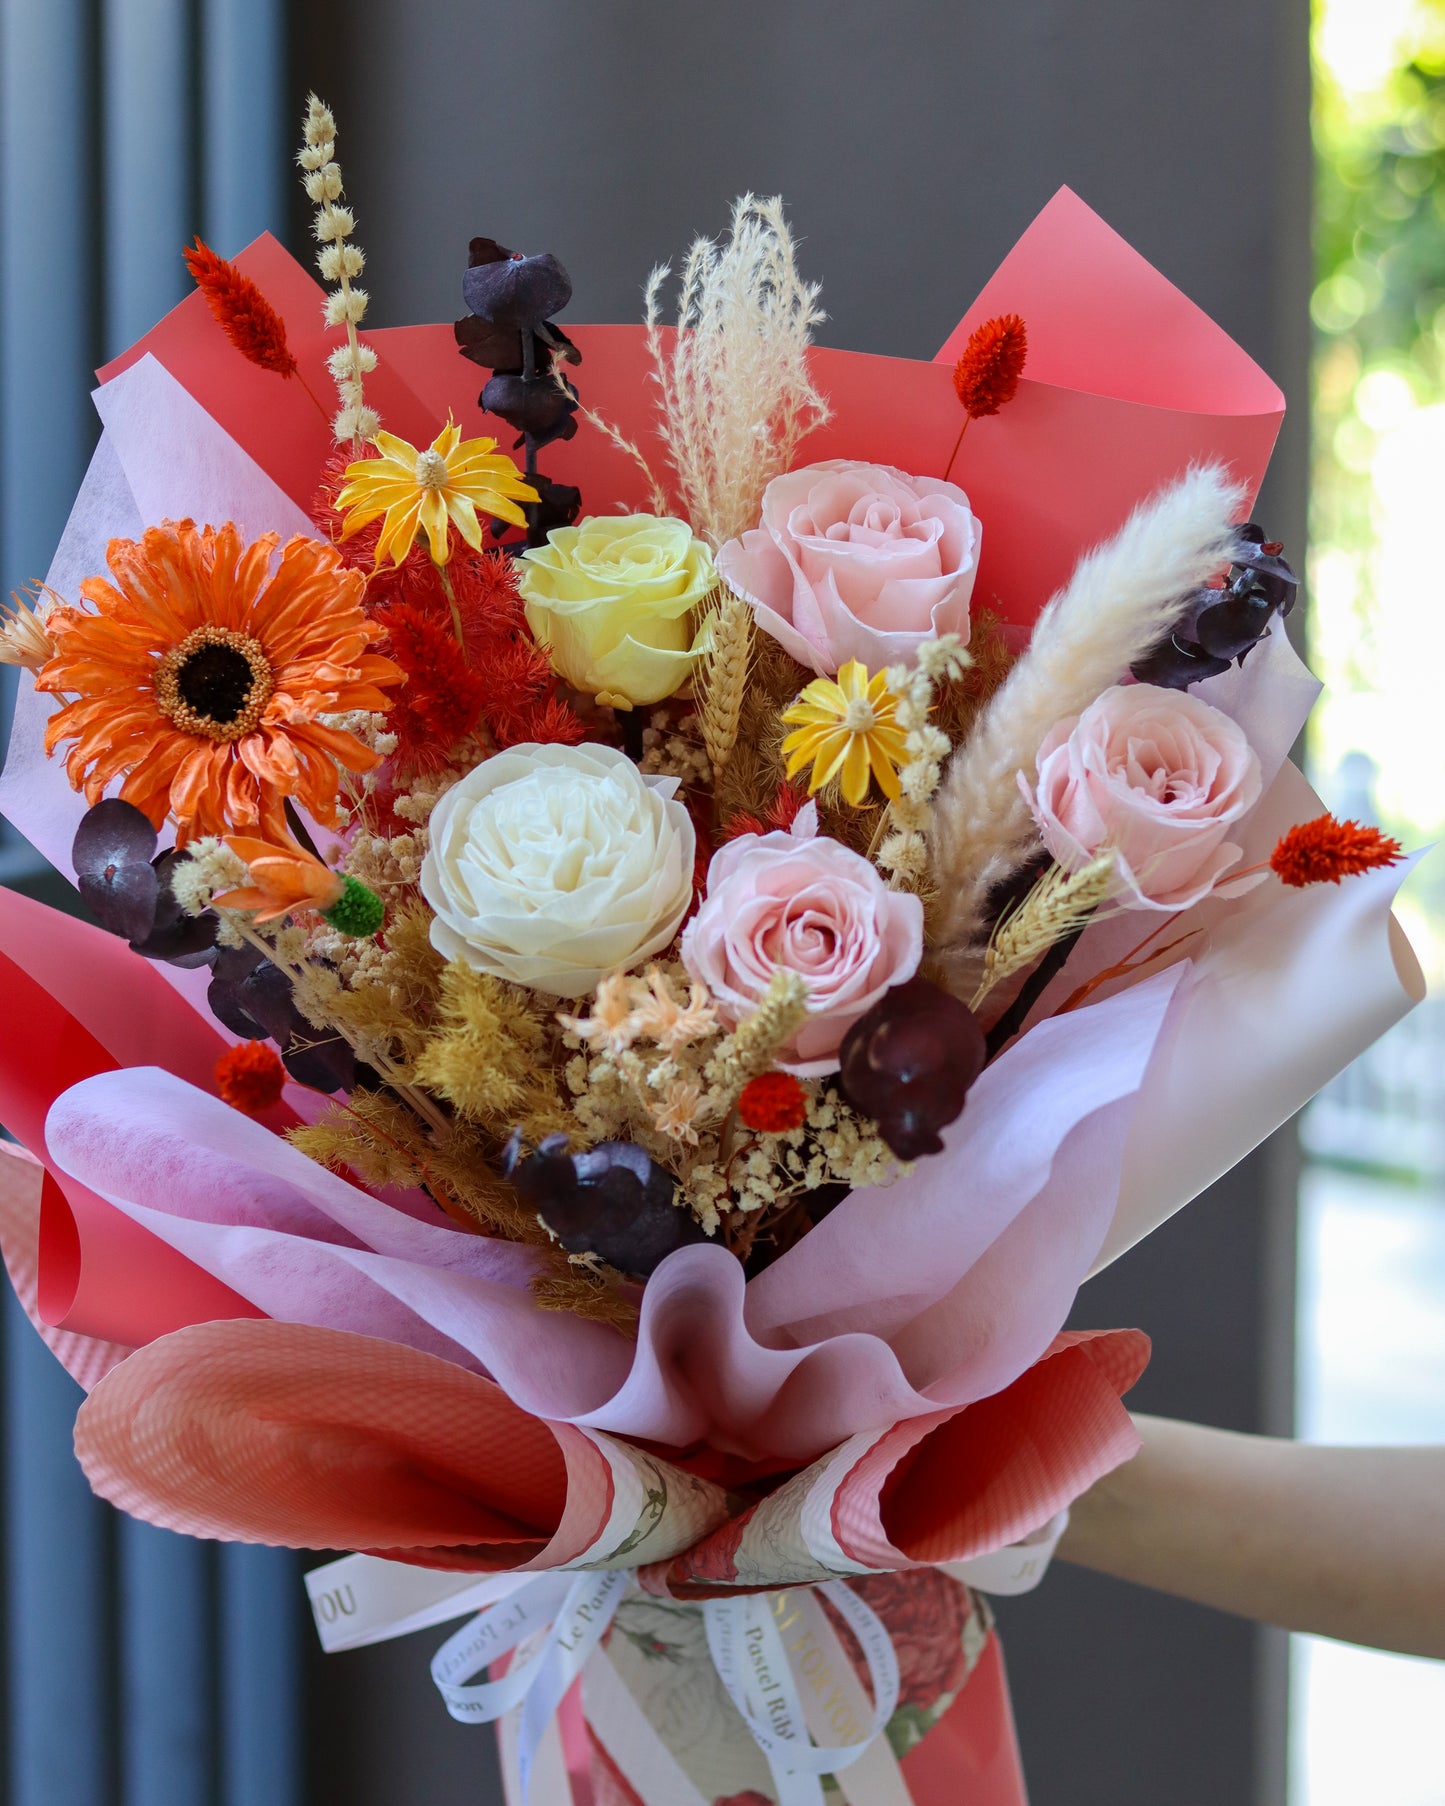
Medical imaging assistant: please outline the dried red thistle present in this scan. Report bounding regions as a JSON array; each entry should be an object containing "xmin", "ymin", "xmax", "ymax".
[
  {"xmin": 952, "ymin": 313, "xmax": 1028, "ymax": 419},
  {"xmin": 373, "ymin": 601, "xmax": 488, "ymax": 768},
  {"xmin": 215, "ymin": 1041, "xmax": 287, "ymax": 1115},
  {"xmin": 369, "ymin": 550, "xmax": 584, "ymax": 763},
  {"xmin": 184, "ymin": 239, "xmax": 298, "ymax": 379},
  {"xmin": 724, "ymin": 781, "xmax": 809, "ymax": 841},
  {"xmin": 737, "ymin": 1071, "xmax": 808, "ymax": 1135},
  {"xmin": 508, "ymin": 693, "xmax": 587, "ymax": 748},
  {"xmin": 1270, "ymin": 814, "xmax": 1403, "ymax": 887}
]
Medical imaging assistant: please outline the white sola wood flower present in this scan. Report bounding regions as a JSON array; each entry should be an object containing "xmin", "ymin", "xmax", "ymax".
[{"xmin": 420, "ymin": 743, "xmax": 696, "ymax": 996}]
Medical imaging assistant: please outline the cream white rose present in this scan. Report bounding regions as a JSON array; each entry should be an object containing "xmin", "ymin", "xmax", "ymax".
[
  {"xmin": 517, "ymin": 513, "xmax": 716, "ymax": 710},
  {"xmin": 420, "ymin": 743, "xmax": 696, "ymax": 995}
]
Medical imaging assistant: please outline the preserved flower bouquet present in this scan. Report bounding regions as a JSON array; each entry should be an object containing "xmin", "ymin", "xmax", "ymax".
[{"xmin": 0, "ymin": 96, "xmax": 1424, "ymax": 1806}]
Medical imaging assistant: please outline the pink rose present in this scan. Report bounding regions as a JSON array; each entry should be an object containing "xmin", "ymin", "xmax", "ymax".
[
  {"xmin": 680, "ymin": 808, "xmax": 923, "ymax": 1075},
  {"xmin": 716, "ymin": 460, "xmax": 981, "ymax": 677},
  {"xmin": 1022, "ymin": 684, "xmax": 1264, "ymax": 910}
]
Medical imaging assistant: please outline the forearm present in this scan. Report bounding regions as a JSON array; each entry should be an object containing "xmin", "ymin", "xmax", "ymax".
[{"xmin": 1057, "ymin": 1414, "xmax": 1445, "ymax": 1659}]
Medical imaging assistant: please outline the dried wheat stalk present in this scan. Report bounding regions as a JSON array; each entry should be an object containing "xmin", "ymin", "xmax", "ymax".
[
  {"xmin": 699, "ymin": 586, "xmax": 753, "ymax": 781},
  {"xmin": 970, "ymin": 855, "xmax": 1116, "ymax": 1009}
]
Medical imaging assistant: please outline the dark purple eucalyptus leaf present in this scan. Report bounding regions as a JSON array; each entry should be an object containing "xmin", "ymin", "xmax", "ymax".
[
  {"xmin": 281, "ymin": 1033, "xmax": 356, "ymax": 1094},
  {"xmin": 454, "ymin": 313, "xmax": 525, "ymax": 371},
  {"xmin": 72, "ymin": 797, "xmax": 158, "ymax": 877},
  {"xmin": 481, "ymin": 372, "xmax": 579, "ymax": 447},
  {"xmin": 838, "ymin": 976, "xmax": 986, "ymax": 1161},
  {"xmin": 1193, "ymin": 590, "xmax": 1277, "ymax": 661},
  {"xmin": 454, "ymin": 315, "xmax": 581, "ymax": 376},
  {"xmin": 506, "ymin": 1135, "xmax": 709, "ymax": 1277},
  {"xmin": 1131, "ymin": 524, "xmax": 1299, "ymax": 691},
  {"xmin": 1129, "ymin": 617, "xmax": 1233, "ymax": 689},
  {"xmin": 72, "ymin": 800, "xmax": 161, "ymax": 941},
  {"xmin": 235, "ymin": 959, "xmax": 304, "ymax": 1046},
  {"xmin": 462, "ymin": 249, "xmax": 573, "ymax": 328},
  {"xmin": 78, "ymin": 864, "xmax": 160, "ymax": 943},
  {"xmin": 208, "ymin": 946, "xmax": 270, "ymax": 1039},
  {"xmin": 535, "ymin": 320, "xmax": 580, "ymax": 366},
  {"xmin": 128, "ymin": 849, "xmax": 218, "ymax": 967},
  {"xmin": 527, "ymin": 476, "xmax": 583, "ymax": 537}
]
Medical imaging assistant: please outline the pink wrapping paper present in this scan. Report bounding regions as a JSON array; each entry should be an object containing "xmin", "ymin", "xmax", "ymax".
[
  {"xmin": 35, "ymin": 952, "xmax": 1176, "ymax": 1463},
  {"xmin": 0, "ymin": 886, "xmax": 265, "ymax": 1340},
  {"xmin": 0, "ymin": 1143, "xmax": 131, "ymax": 1392},
  {"xmin": 72, "ymin": 1317, "xmax": 732, "ymax": 1572}
]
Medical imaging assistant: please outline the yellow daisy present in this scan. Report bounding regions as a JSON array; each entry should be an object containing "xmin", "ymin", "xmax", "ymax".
[
  {"xmin": 781, "ymin": 659, "xmax": 910, "ymax": 807},
  {"xmin": 336, "ymin": 417, "xmax": 539, "ymax": 566}
]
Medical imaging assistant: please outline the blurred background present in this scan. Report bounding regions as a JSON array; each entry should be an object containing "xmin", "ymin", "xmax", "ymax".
[{"xmin": 0, "ymin": 1, "xmax": 1440, "ymax": 1803}]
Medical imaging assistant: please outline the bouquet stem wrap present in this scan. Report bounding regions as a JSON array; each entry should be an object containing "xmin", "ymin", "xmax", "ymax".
[{"xmin": 307, "ymin": 1546, "xmax": 1057, "ymax": 1805}]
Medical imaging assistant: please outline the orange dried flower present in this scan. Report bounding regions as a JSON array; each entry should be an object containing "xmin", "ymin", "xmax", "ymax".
[
  {"xmin": 215, "ymin": 1041, "xmax": 287, "ymax": 1115},
  {"xmin": 737, "ymin": 1071, "xmax": 808, "ymax": 1134},
  {"xmin": 217, "ymin": 835, "xmax": 344, "ymax": 923},
  {"xmin": 39, "ymin": 520, "xmax": 402, "ymax": 843},
  {"xmin": 952, "ymin": 314, "xmax": 1028, "ymax": 419},
  {"xmin": 1270, "ymin": 814, "xmax": 1403, "ymax": 887},
  {"xmin": 184, "ymin": 239, "xmax": 298, "ymax": 378}
]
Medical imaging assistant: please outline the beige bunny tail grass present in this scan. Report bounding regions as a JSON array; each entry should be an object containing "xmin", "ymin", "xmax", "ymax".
[
  {"xmin": 700, "ymin": 587, "xmax": 753, "ymax": 782},
  {"xmin": 929, "ymin": 463, "xmax": 1244, "ymax": 958},
  {"xmin": 646, "ymin": 195, "xmax": 830, "ymax": 549}
]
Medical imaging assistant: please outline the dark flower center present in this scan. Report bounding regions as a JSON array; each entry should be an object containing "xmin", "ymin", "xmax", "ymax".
[
  {"xmin": 177, "ymin": 642, "xmax": 255, "ymax": 723},
  {"xmin": 155, "ymin": 625, "xmax": 274, "ymax": 743}
]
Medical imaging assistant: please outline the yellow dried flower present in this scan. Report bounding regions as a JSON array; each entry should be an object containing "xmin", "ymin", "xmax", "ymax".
[
  {"xmin": 337, "ymin": 419, "xmax": 539, "ymax": 566},
  {"xmin": 781, "ymin": 659, "xmax": 909, "ymax": 807}
]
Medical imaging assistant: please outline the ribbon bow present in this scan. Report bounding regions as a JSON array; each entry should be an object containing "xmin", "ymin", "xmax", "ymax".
[{"xmin": 306, "ymin": 1512, "xmax": 1067, "ymax": 1806}]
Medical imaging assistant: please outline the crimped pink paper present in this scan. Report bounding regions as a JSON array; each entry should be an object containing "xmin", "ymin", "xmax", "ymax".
[
  {"xmin": 75, "ymin": 1319, "xmax": 587, "ymax": 1561},
  {"xmin": 42, "ymin": 960, "xmax": 1178, "ymax": 1462},
  {"xmin": 0, "ymin": 1142, "xmax": 132, "ymax": 1392}
]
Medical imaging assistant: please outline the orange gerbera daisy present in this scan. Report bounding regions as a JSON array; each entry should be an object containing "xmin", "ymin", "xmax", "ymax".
[{"xmin": 39, "ymin": 520, "xmax": 403, "ymax": 844}]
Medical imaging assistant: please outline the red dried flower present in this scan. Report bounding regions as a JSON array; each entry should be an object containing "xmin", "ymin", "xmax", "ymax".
[
  {"xmin": 509, "ymin": 693, "xmax": 587, "ymax": 747},
  {"xmin": 184, "ymin": 239, "xmax": 298, "ymax": 379},
  {"xmin": 737, "ymin": 1071, "xmax": 808, "ymax": 1134},
  {"xmin": 952, "ymin": 313, "xmax": 1028, "ymax": 419},
  {"xmin": 724, "ymin": 781, "xmax": 810, "ymax": 841},
  {"xmin": 373, "ymin": 601, "xmax": 488, "ymax": 769},
  {"xmin": 215, "ymin": 1041, "xmax": 286, "ymax": 1115},
  {"xmin": 763, "ymin": 781, "xmax": 808, "ymax": 833},
  {"xmin": 1270, "ymin": 814, "xmax": 1403, "ymax": 887}
]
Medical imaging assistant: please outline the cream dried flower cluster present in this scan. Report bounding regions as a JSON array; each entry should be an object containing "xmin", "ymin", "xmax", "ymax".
[
  {"xmin": 638, "ymin": 707, "xmax": 712, "ymax": 789},
  {"xmin": 558, "ymin": 965, "xmax": 897, "ymax": 1236},
  {"xmin": 298, "ymin": 94, "xmax": 377, "ymax": 442}
]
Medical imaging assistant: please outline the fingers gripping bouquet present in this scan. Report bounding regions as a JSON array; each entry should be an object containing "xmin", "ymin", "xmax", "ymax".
[{"xmin": 0, "ymin": 95, "xmax": 1424, "ymax": 1805}]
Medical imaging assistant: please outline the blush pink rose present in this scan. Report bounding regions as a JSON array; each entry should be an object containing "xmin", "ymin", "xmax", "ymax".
[
  {"xmin": 1021, "ymin": 684, "xmax": 1264, "ymax": 910},
  {"xmin": 680, "ymin": 808, "xmax": 923, "ymax": 1075},
  {"xmin": 715, "ymin": 460, "xmax": 981, "ymax": 677}
]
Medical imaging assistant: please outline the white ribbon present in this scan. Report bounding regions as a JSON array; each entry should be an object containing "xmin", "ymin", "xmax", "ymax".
[
  {"xmin": 305, "ymin": 1518, "xmax": 1065, "ymax": 1806},
  {"xmin": 703, "ymin": 1582, "xmax": 900, "ymax": 1806},
  {"xmin": 429, "ymin": 1569, "xmax": 628, "ymax": 1801}
]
